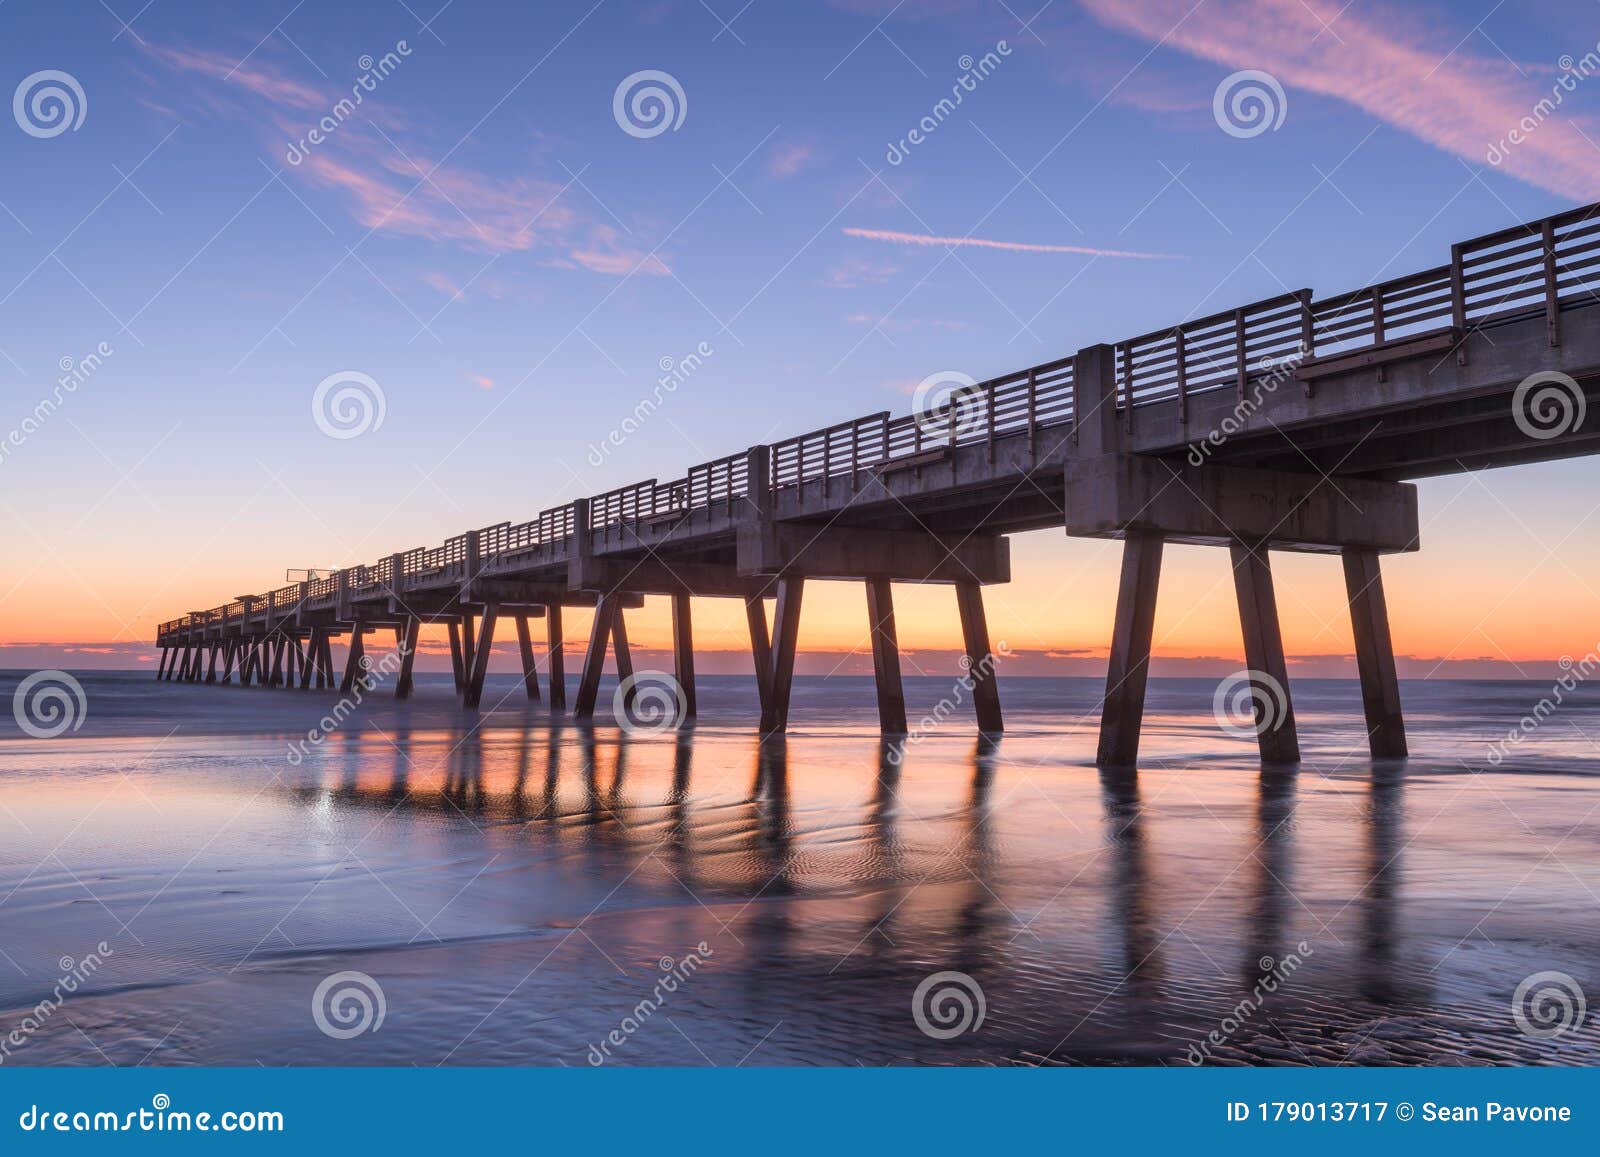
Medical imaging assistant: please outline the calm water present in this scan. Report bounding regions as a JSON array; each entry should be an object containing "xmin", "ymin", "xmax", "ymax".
[{"xmin": 1, "ymin": 670, "xmax": 1598, "ymax": 1067}]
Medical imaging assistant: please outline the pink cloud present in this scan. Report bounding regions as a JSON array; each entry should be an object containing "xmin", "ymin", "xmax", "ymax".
[
  {"xmin": 140, "ymin": 39, "xmax": 598, "ymax": 257},
  {"xmin": 768, "ymin": 142, "xmax": 816, "ymax": 179},
  {"xmin": 824, "ymin": 255, "xmax": 900, "ymax": 288},
  {"xmin": 1080, "ymin": 0, "xmax": 1600, "ymax": 200},
  {"xmin": 141, "ymin": 43, "xmax": 326, "ymax": 111},
  {"xmin": 842, "ymin": 226, "xmax": 1180, "ymax": 259},
  {"xmin": 293, "ymin": 150, "xmax": 583, "ymax": 254},
  {"xmin": 563, "ymin": 227, "xmax": 671, "ymax": 276},
  {"xmin": 472, "ymin": 375, "xmax": 494, "ymax": 390}
]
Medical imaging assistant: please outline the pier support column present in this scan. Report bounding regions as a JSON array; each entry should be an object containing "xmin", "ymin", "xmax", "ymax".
[
  {"xmin": 1342, "ymin": 549, "xmax": 1407, "ymax": 759},
  {"xmin": 464, "ymin": 604, "xmax": 498, "ymax": 709},
  {"xmin": 1229, "ymin": 541, "xmax": 1300, "ymax": 765},
  {"xmin": 546, "ymin": 604, "xmax": 567, "ymax": 710},
  {"xmin": 1097, "ymin": 532, "xmax": 1164, "ymax": 767},
  {"xmin": 447, "ymin": 622, "xmax": 465, "ymax": 693},
  {"xmin": 761, "ymin": 578, "xmax": 804, "ymax": 734},
  {"xmin": 574, "ymin": 595, "xmax": 621, "ymax": 720},
  {"xmin": 238, "ymin": 643, "xmax": 255, "ymax": 686},
  {"xmin": 514, "ymin": 613, "xmax": 541, "ymax": 702},
  {"xmin": 317, "ymin": 632, "xmax": 336, "ymax": 689},
  {"xmin": 865, "ymin": 579, "xmax": 907, "ymax": 735},
  {"xmin": 268, "ymin": 637, "xmax": 285, "ymax": 687},
  {"xmin": 611, "ymin": 602, "xmax": 636, "ymax": 713},
  {"xmin": 205, "ymin": 644, "xmax": 220, "ymax": 684},
  {"xmin": 395, "ymin": 617, "xmax": 420, "ymax": 701},
  {"xmin": 156, "ymin": 648, "xmax": 170, "ymax": 680},
  {"xmin": 461, "ymin": 613, "xmax": 478, "ymax": 692},
  {"xmin": 746, "ymin": 592, "xmax": 772, "ymax": 724},
  {"xmin": 340, "ymin": 628, "xmax": 366, "ymax": 694},
  {"xmin": 300, "ymin": 633, "xmax": 318, "ymax": 688},
  {"xmin": 221, "ymin": 640, "xmax": 237, "ymax": 685},
  {"xmin": 671, "ymin": 593, "xmax": 697, "ymax": 720},
  {"xmin": 285, "ymin": 637, "xmax": 300, "ymax": 688},
  {"xmin": 955, "ymin": 581, "xmax": 1004, "ymax": 734}
]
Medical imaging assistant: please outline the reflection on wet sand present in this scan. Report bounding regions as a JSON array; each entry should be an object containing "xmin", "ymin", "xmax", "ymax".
[
  {"xmin": 1244, "ymin": 769, "xmax": 1297, "ymax": 988},
  {"xmin": 301, "ymin": 727, "xmax": 1378, "ymax": 996},
  {"xmin": 162, "ymin": 722, "xmax": 1600, "ymax": 1065},
  {"xmin": 1098, "ymin": 767, "xmax": 1165, "ymax": 1000},
  {"xmin": 1360, "ymin": 767, "xmax": 1404, "ymax": 1004}
]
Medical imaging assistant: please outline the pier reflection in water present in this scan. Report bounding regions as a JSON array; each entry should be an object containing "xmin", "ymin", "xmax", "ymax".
[{"xmin": 4, "ymin": 704, "xmax": 1600, "ymax": 1066}]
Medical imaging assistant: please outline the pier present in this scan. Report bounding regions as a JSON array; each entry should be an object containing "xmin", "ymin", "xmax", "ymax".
[{"xmin": 157, "ymin": 203, "xmax": 1600, "ymax": 765}]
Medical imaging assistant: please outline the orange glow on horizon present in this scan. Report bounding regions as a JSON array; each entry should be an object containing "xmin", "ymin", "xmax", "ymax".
[{"xmin": 5, "ymin": 518, "xmax": 1598, "ymax": 668}]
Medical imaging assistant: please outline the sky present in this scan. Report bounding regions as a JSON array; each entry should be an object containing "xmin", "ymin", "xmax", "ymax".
[{"xmin": 2, "ymin": 0, "xmax": 1600, "ymax": 678}]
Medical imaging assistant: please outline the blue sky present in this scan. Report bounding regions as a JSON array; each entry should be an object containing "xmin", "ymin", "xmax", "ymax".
[{"xmin": 4, "ymin": 0, "xmax": 1600, "ymax": 672}]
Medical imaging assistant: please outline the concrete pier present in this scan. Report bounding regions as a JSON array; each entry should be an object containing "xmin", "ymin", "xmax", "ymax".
[{"xmin": 156, "ymin": 201, "xmax": 1600, "ymax": 762}]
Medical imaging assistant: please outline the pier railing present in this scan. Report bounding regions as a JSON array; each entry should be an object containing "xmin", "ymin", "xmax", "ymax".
[{"xmin": 159, "ymin": 200, "xmax": 1600, "ymax": 641}]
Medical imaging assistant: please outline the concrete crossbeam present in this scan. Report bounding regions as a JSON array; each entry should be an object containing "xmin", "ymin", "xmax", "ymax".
[{"xmin": 1064, "ymin": 455, "xmax": 1419, "ymax": 554}]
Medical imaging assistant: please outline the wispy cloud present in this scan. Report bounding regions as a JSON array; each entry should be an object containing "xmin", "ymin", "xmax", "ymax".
[
  {"xmin": 140, "ymin": 40, "xmax": 652, "ymax": 268},
  {"xmin": 141, "ymin": 44, "xmax": 326, "ymax": 111},
  {"xmin": 842, "ymin": 226, "xmax": 1181, "ymax": 259},
  {"xmin": 561, "ymin": 226, "xmax": 671, "ymax": 276},
  {"xmin": 1081, "ymin": 0, "xmax": 1600, "ymax": 200},
  {"xmin": 823, "ymin": 254, "xmax": 900, "ymax": 287},
  {"xmin": 767, "ymin": 141, "xmax": 817, "ymax": 179}
]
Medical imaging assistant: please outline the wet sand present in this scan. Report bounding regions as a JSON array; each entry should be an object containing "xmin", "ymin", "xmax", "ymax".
[{"xmin": 1, "ymin": 672, "xmax": 1598, "ymax": 1066}]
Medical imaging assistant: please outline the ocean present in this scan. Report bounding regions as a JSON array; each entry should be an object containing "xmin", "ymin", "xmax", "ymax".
[{"xmin": 1, "ymin": 670, "xmax": 1598, "ymax": 1066}]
